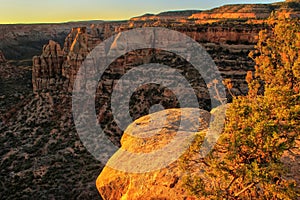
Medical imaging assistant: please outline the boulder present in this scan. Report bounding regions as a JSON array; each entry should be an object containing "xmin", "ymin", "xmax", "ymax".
[{"xmin": 96, "ymin": 108, "xmax": 212, "ymax": 200}]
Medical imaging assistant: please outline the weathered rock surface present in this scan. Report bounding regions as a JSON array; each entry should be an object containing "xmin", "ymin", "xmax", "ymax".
[
  {"xmin": 32, "ymin": 40, "xmax": 64, "ymax": 92},
  {"xmin": 96, "ymin": 108, "xmax": 211, "ymax": 200},
  {"xmin": 97, "ymin": 106, "xmax": 300, "ymax": 200},
  {"xmin": 32, "ymin": 27, "xmax": 102, "ymax": 93}
]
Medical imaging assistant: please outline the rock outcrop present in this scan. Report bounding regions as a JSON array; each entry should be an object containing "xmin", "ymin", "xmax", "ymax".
[
  {"xmin": 96, "ymin": 106, "xmax": 300, "ymax": 199},
  {"xmin": 32, "ymin": 27, "xmax": 102, "ymax": 93},
  {"xmin": 32, "ymin": 40, "xmax": 64, "ymax": 92},
  {"xmin": 96, "ymin": 108, "xmax": 211, "ymax": 200}
]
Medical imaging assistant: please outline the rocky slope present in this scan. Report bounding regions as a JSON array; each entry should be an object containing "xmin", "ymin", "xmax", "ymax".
[
  {"xmin": 0, "ymin": 61, "xmax": 32, "ymax": 123},
  {"xmin": 0, "ymin": 92, "xmax": 103, "ymax": 199}
]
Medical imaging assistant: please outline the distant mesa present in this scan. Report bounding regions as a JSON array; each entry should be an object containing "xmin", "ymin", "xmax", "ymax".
[
  {"xmin": 189, "ymin": 4, "xmax": 277, "ymax": 20},
  {"xmin": 130, "ymin": 10, "xmax": 201, "ymax": 21},
  {"xmin": 130, "ymin": 1, "xmax": 300, "ymax": 23}
]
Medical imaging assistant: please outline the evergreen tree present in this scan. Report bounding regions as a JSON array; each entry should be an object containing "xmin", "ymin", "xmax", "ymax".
[{"xmin": 182, "ymin": 17, "xmax": 300, "ymax": 199}]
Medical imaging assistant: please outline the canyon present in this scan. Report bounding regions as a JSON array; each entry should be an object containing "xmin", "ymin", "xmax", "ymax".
[{"xmin": 0, "ymin": 0, "xmax": 299, "ymax": 199}]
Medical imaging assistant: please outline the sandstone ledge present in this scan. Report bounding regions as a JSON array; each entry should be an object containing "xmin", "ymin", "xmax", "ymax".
[{"xmin": 96, "ymin": 108, "xmax": 212, "ymax": 200}]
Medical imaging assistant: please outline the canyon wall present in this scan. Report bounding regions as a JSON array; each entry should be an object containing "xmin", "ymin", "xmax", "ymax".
[
  {"xmin": 31, "ymin": 0, "xmax": 300, "ymax": 146},
  {"xmin": 32, "ymin": 23, "xmax": 262, "ymax": 92},
  {"xmin": 31, "ymin": 22, "xmax": 262, "ymax": 145}
]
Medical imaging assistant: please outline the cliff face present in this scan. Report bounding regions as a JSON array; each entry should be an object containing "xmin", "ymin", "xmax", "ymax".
[
  {"xmin": 32, "ymin": 22, "xmax": 260, "ymax": 146},
  {"xmin": 32, "ymin": 23, "xmax": 260, "ymax": 93},
  {"xmin": 179, "ymin": 24, "xmax": 261, "ymax": 44},
  {"xmin": 32, "ymin": 27, "xmax": 102, "ymax": 93},
  {"xmin": 32, "ymin": 40, "xmax": 64, "ymax": 92}
]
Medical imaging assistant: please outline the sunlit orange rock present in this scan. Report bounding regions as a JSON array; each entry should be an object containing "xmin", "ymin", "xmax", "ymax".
[{"xmin": 96, "ymin": 108, "xmax": 212, "ymax": 200}]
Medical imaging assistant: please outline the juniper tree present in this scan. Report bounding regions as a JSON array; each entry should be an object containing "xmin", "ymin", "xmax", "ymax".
[{"xmin": 182, "ymin": 17, "xmax": 300, "ymax": 199}]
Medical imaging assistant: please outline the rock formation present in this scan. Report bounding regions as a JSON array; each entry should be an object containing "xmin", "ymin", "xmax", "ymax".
[
  {"xmin": 32, "ymin": 22, "xmax": 261, "ymax": 145},
  {"xmin": 96, "ymin": 106, "xmax": 300, "ymax": 199},
  {"xmin": 0, "ymin": 21, "xmax": 106, "ymax": 61},
  {"xmin": 32, "ymin": 27, "xmax": 102, "ymax": 93},
  {"xmin": 96, "ymin": 108, "xmax": 211, "ymax": 200},
  {"xmin": 32, "ymin": 40, "xmax": 64, "ymax": 92}
]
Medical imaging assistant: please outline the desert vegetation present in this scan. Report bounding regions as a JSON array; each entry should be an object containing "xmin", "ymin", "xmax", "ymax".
[{"xmin": 183, "ymin": 17, "xmax": 300, "ymax": 199}]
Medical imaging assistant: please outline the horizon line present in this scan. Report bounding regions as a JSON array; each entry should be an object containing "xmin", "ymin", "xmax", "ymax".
[{"xmin": 0, "ymin": 1, "xmax": 285, "ymax": 25}]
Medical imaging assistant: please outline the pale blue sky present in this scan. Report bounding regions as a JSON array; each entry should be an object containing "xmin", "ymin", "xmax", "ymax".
[{"xmin": 0, "ymin": 0, "xmax": 283, "ymax": 24}]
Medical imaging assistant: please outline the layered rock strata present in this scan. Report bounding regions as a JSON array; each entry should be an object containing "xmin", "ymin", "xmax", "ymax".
[{"xmin": 32, "ymin": 23, "xmax": 259, "ymax": 144}]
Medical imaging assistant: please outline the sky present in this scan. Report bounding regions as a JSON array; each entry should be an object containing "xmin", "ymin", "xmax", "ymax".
[{"xmin": 0, "ymin": 0, "xmax": 283, "ymax": 24}]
